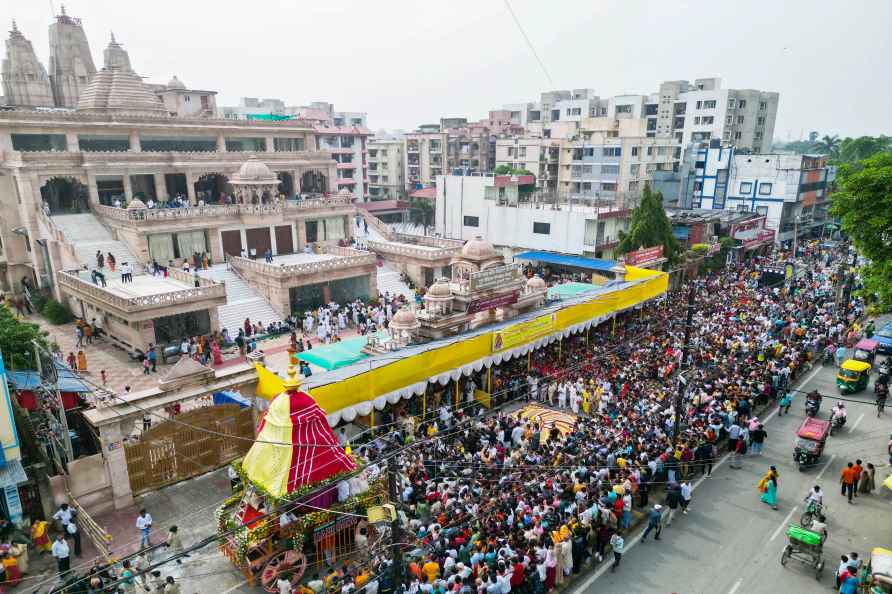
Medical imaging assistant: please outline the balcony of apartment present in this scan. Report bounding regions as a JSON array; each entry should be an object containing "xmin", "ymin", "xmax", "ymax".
[
  {"xmin": 56, "ymin": 266, "xmax": 226, "ymax": 323},
  {"xmin": 93, "ymin": 195, "xmax": 356, "ymax": 228},
  {"xmin": 406, "ymin": 142, "xmax": 420, "ymax": 153},
  {"xmin": 429, "ymin": 143, "xmax": 442, "ymax": 154},
  {"xmin": 227, "ymin": 247, "xmax": 378, "ymax": 316},
  {"xmin": 583, "ymin": 235, "xmax": 621, "ymax": 250}
]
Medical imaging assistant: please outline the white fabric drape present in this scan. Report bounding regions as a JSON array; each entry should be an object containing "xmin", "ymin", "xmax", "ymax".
[
  {"xmin": 323, "ymin": 217, "xmax": 346, "ymax": 240},
  {"xmin": 176, "ymin": 230, "xmax": 207, "ymax": 258},
  {"xmin": 148, "ymin": 234, "xmax": 175, "ymax": 263}
]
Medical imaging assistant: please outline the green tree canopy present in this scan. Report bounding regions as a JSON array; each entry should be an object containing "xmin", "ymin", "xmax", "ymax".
[
  {"xmin": 0, "ymin": 305, "xmax": 49, "ymax": 370},
  {"xmin": 830, "ymin": 151, "xmax": 892, "ymax": 310},
  {"xmin": 617, "ymin": 184, "xmax": 680, "ymax": 265}
]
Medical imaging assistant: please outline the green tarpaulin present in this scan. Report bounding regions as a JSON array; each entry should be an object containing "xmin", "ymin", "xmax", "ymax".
[
  {"xmin": 548, "ymin": 282, "xmax": 599, "ymax": 300},
  {"xmin": 297, "ymin": 331, "xmax": 390, "ymax": 371}
]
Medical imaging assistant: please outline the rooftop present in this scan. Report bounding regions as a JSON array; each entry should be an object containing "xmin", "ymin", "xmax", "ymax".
[
  {"xmin": 269, "ymin": 252, "xmax": 337, "ymax": 266},
  {"xmin": 100, "ymin": 274, "xmax": 195, "ymax": 299}
]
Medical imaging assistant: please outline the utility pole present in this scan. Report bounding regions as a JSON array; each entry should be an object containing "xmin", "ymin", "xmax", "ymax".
[
  {"xmin": 387, "ymin": 454, "xmax": 404, "ymax": 591},
  {"xmin": 33, "ymin": 341, "xmax": 73, "ymax": 462},
  {"xmin": 671, "ymin": 282, "xmax": 696, "ymax": 447}
]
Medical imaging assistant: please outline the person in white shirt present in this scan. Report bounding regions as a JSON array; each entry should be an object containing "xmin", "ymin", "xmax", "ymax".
[
  {"xmin": 276, "ymin": 574, "xmax": 293, "ymax": 594},
  {"xmin": 52, "ymin": 534, "xmax": 70, "ymax": 574},
  {"xmin": 136, "ymin": 509, "xmax": 153, "ymax": 548}
]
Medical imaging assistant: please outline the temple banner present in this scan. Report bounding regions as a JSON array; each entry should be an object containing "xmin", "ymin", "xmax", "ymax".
[
  {"xmin": 492, "ymin": 313, "xmax": 556, "ymax": 352},
  {"xmin": 470, "ymin": 264, "xmax": 522, "ymax": 291},
  {"xmin": 467, "ymin": 291, "xmax": 519, "ymax": 314}
]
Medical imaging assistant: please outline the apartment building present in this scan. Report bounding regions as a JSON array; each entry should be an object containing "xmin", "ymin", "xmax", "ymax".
[
  {"xmin": 494, "ymin": 137, "xmax": 561, "ymax": 191},
  {"xmin": 404, "ymin": 125, "xmax": 447, "ymax": 189},
  {"xmin": 500, "ymin": 78, "xmax": 778, "ymax": 154},
  {"xmin": 434, "ymin": 174, "xmax": 630, "ymax": 260},
  {"xmin": 559, "ymin": 118, "xmax": 678, "ymax": 198},
  {"xmin": 367, "ymin": 138, "xmax": 404, "ymax": 199},
  {"xmin": 663, "ymin": 143, "xmax": 834, "ymax": 244}
]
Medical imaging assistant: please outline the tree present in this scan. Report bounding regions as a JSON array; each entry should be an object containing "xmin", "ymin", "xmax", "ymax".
[
  {"xmin": 408, "ymin": 197, "xmax": 434, "ymax": 232},
  {"xmin": 830, "ymin": 152, "xmax": 892, "ymax": 310},
  {"xmin": 0, "ymin": 305, "xmax": 50, "ymax": 370},
  {"xmin": 814, "ymin": 134, "xmax": 841, "ymax": 158},
  {"xmin": 837, "ymin": 135, "xmax": 892, "ymax": 164},
  {"xmin": 617, "ymin": 184, "xmax": 681, "ymax": 265}
]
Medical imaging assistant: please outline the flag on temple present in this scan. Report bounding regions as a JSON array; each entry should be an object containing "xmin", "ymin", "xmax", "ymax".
[{"xmin": 255, "ymin": 363, "xmax": 285, "ymax": 401}]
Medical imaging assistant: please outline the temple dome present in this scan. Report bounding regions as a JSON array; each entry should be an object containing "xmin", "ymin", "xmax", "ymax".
[
  {"xmin": 235, "ymin": 155, "xmax": 275, "ymax": 181},
  {"xmin": 427, "ymin": 277, "xmax": 452, "ymax": 298},
  {"xmin": 167, "ymin": 75, "xmax": 186, "ymax": 90},
  {"xmin": 460, "ymin": 236, "xmax": 497, "ymax": 260},
  {"xmin": 390, "ymin": 307, "xmax": 419, "ymax": 329},
  {"xmin": 76, "ymin": 36, "xmax": 167, "ymax": 116},
  {"xmin": 526, "ymin": 275, "xmax": 546, "ymax": 290}
]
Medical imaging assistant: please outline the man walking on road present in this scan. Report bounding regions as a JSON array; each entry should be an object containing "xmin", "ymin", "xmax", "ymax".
[
  {"xmin": 680, "ymin": 481, "xmax": 692, "ymax": 514},
  {"xmin": 750, "ymin": 424, "xmax": 767, "ymax": 455},
  {"xmin": 609, "ymin": 532, "xmax": 624, "ymax": 573},
  {"xmin": 841, "ymin": 462, "xmax": 858, "ymax": 504},
  {"xmin": 642, "ymin": 504, "xmax": 663, "ymax": 541}
]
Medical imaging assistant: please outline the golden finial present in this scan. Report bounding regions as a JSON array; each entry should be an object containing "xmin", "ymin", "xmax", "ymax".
[{"xmin": 282, "ymin": 364, "xmax": 301, "ymax": 391}]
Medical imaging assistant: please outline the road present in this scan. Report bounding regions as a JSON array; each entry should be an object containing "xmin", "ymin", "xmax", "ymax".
[{"xmin": 578, "ymin": 331, "xmax": 892, "ymax": 594}]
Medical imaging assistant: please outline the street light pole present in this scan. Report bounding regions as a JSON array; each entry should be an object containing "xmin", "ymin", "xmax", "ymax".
[
  {"xmin": 672, "ymin": 282, "xmax": 696, "ymax": 447},
  {"xmin": 792, "ymin": 214, "xmax": 801, "ymax": 259}
]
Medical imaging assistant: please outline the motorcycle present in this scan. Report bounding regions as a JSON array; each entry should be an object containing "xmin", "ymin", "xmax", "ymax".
[
  {"xmin": 805, "ymin": 397, "xmax": 820, "ymax": 418},
  {"xmin": 829, "ymin": 413, "xmax": 846, "ymax": 436},
  {"xmin": 800, "ymin": 499, "xmax": 826, "ymax": 530}
]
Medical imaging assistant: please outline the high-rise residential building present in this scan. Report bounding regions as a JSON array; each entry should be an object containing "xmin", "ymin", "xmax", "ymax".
[
  {"xmin": 500, "ymin": 78, "xmax": 778, "ymax": 154},
  {"xmin": 404, "ymin": 125, "xmax": 447, "ymax": 189},
  {"xmin": 558, "ymin": 118, "xmax": 678, "ymax": 199},
  {"xmin": 494, "ymin": 137, "xmax": 561, "ymax": 191},
  {"xmin": 367, "ymin": 138, "xmax": 404, "ymax": 199},
  {"xmin": 644, "ymin": 78, "xmax": 777, "ymax": 152}
]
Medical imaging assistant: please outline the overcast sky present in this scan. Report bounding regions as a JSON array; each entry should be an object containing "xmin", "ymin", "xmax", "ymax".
[{"xmin": 4, "ymin": 0, "xmax": 890, "ymax": 139}]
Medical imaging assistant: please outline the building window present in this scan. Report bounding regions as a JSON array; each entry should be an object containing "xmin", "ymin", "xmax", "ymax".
[
  {"xmin": 738, "ymin": 100, "xmax": 747, "ymax": 109},
  {"xmin": 695, "ymin": 100, "xmax": 702, "ymax": 109},
  {"xmin": 600, "ymin": 182, "xmax": 618, "ymax": 192},
  {"xmin": 759, "ymin": 182, "xmax": 773, "ymax": 195},
  {"xmin": 740, "ymin": 182, "xmax": 753, "ymax": 194},
  {"xmin": 726, "ymin": 115, "xmax": 733, "ymax": 125},
  {"xmin": 701, "ymin": 116, "xmax": 714, "ymax": 125},
  {"xmin": 630, "ymin": 164, "xmax": 640, "ymax": 176},
  {"xmin": 735, "ymin": 131, "xmax": 743, "ymax": 140},
  {"xmin": 602, "ymin": 147, "xmax": 621, "ymax": 157},
  {"xmin": 737, "ymin": 115, "xmax": 745, "ymax": 124},
  {"xmin": 11, "ymin": 133, "xmax": 67, "ymax": 151},
  {"xmin": 756, "ymin": 206, "xmax": 769, "ymax": 216},
  {"xmin": 631, "ymin": 146, "xmax": 639, "ymax": 157},
  {"xmin": 728, "ymin": 99, "xmax": 736, "ymax": 108},
  {"xmin": 759, "ymin": 101, "xmax": 767, "ymax": 111},
  {"xmin": 615, "ymin": 104, "xmax": 633, "ymax": 114},
  {"xmin": 533, "ymin": 222, "xmax": 551, "ymax": 234},
  {"xmin": 601, "ymin": 165, "xmax": 620, "ymax": 175},
  {"xmin": 226, "ymin": 137, "xmax": 267, "ymax": 152},
  {"xmin": 463, "ymin": 215, "xmax": 479, "ymax": 227},
  {"xmin": 274, "ymin": 137, "xmax": 305, "ymax": 152}
]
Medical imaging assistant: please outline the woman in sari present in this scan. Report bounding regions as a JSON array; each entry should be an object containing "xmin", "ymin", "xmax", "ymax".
[
  {"xmin": 759, "ymin": 466, "xmax": 779, "ymax": 510},
  {"xmin": 30, "ymin": 520, "xmax": 51, "ymax": 553}
]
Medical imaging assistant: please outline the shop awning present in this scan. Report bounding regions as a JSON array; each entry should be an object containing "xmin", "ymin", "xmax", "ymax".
[
  {"xmin": 547, "ymin": 282, "xmax": 599, "ymax": 300},
  {"xmin": 514, "ymin": 251, "xmax": 620, "ymax": 273},
  {"xmin": 0, "ymin": 459, "xmax": 28, "ymax": 488},
  {"xmin": 212, "ymin": 391, "xmax": 251, "ymax": 408},
  {"xmin": 8, "ymin": 367, "xmax": 91, "ymax": 393}
]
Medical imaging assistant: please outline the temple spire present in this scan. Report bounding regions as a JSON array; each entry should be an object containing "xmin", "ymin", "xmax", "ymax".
[
  {"xmin": 11, "ymin": 20, "xmax": 17, "ymax": 33},
  {"xmin": 110, "ymin": 31, "xmax": 116, "ymax": 44}
]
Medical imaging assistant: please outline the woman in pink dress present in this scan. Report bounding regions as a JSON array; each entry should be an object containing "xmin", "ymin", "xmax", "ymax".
[{"xmin": 211, "ymin": 340, "xmax": 222, "ymax": 366}]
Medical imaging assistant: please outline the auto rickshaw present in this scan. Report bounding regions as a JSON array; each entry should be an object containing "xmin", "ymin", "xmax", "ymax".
[
  {"xmin": 837, "ymin": 359, "xmax": 871, "ymax": 394},
  {"xmin": 868, "ymin": 547, "xmax": 892, "ymax": 593},
  {"xmin": 794, "ymin": 417, "xmax": 830, "ymax": 471},
  {"xmin": 855, "ymin": 339, "xmax": 880, "ymax": 367}
]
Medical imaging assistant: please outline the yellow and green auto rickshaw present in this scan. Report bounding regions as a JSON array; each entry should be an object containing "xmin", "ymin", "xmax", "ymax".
[
  {"xmin": 837, "ymin": 359, "xmax": 871, "ymax": 394},
  {"xmin": 868, "ymin": 547, "xmax": 892, "ymax": 593}
]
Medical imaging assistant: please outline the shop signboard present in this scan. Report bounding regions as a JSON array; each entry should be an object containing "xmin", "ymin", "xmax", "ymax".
[
  {"xmin": 467, "ymin": 292, "xmax": 519, "ymax": 314},
  {"xmin": 624, "ymin": 245, "xmax": 664, "ymax": 266}
]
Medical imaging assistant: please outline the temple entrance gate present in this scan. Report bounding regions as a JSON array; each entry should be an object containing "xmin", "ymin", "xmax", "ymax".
[{"xmin": 123, "ymin": 404, "xmax": 254, "ymax": 495}]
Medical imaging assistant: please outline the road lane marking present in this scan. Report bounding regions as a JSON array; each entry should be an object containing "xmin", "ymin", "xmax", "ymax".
[
  {"xmin": 727, "ymin": 578, "xmax": 743, "ymax": 594},
  {"xmin": 769, "ymin": 505, "xmax": 798, "ymax": 542},
  {"xmin": 219, "ymin": 578, "xmax": 249, "ymax": 594},
  {"xmin": 800, "ymin": 365, "xmax": 823, "ymax": 390},
  {"xmin": 849, "ymin": 412, "xmax": 864, "ymax": 433},
  {"xmin": 816, "ymin": 454, "xmax": 837, "ymax": 481}
]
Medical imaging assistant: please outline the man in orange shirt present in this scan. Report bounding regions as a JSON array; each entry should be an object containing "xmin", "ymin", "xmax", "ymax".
[
  {"xmin": 851, "ymin": 459, "xmax": 864, "ymax": 498},
  {"xmin": 840, "ymin": 462, "xmax": 858, "ymax": 503}
]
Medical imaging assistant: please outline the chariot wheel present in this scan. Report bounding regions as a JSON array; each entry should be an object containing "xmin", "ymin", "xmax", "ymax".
[{"xmin": 260, "ymin": 549, "xmax": 307, "ymax": 593}]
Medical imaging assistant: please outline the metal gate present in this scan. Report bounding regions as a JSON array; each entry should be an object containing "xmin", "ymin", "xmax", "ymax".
[{"xmin": 123, "ymin": 404, "xmax": 254, "ymax": 495}]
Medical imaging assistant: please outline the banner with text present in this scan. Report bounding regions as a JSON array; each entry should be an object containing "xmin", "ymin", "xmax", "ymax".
[{"xmin": 492, "ymin": 313, "xmax": 556, "ymax": 352}]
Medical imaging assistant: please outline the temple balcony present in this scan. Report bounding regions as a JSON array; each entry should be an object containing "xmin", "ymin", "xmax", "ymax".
[
  {"xmin": 56, "ymin": 267, "xmax": 227, "ymax": 352},
  {"xmin": 366, "ymin": 234, "xmax": 464, "ymax": 288},
  {"xmin": 228, "ymin": 247, "xmax": 378, "ymax": 317}
]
